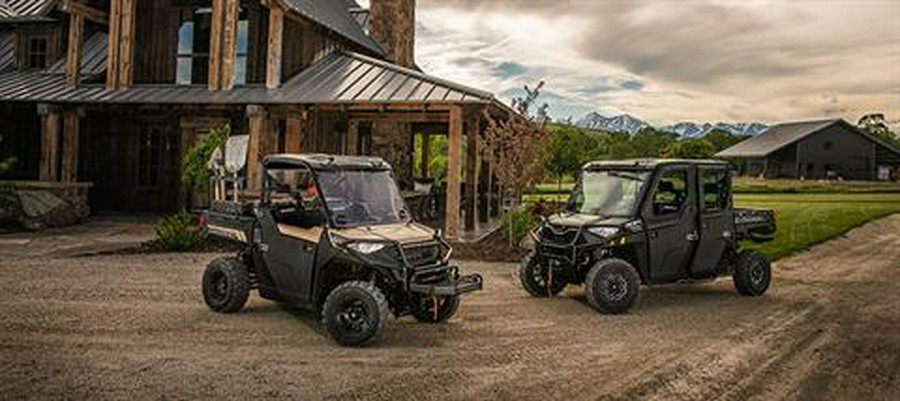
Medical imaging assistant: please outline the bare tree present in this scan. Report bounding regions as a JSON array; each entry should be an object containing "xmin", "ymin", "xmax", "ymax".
[{"xmin": 482, "ymin": 82, "xmax": 552, "ymax": 245}]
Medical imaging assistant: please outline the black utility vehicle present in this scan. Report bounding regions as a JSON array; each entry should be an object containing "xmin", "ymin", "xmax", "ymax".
[
  {"xmin": 202, "ymin": 154, "xmax": 482, "ymax": 346},
  {"xmin": 521, "ymin": 159, "xmax": 776, "ymax": 313}
]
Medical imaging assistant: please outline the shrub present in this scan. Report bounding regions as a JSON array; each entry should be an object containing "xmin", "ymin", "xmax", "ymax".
[
  {"xmin": 182, "ymin": 124, "xmax": 231, "ymax": 193},
  {"xmin": 0, "ymin": 157, "xmax": 18, "ymax": 211},
  {"xmin": 500, "ymin": 205, "xmax": 540, "ymax": 246},
  {"xmin": 154, "ymin": 212, "xmax": 206, "ymax": 252}
]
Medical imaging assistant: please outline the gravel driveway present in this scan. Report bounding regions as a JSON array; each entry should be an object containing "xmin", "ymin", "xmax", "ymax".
[{"xmin": 1, "ymin": 216, "xmax": 898, "ymax": 400}]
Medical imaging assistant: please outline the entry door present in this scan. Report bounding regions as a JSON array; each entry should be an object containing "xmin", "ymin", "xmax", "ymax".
[
  {"xmin": 643, "ymin": 166, "xmax": 698, "ymax": 283},
  {"xmin": 131, "ymin": 123, "xmax": 180, "ymax": 212},
  {"xmin": 690, "ymin": 167, "xmax": 733, "ymax": 278}
]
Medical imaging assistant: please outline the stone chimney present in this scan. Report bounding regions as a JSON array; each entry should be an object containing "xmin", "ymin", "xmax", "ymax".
[{"xmin": 369, "ymin": 0, "xmax": 416, "ymax": 69}]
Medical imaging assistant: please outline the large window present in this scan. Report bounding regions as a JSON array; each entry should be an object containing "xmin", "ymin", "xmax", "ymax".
[
  {"xmin": 701, "ymin": 169, "xmax": 730, "ymax": 212},
  {"xmin": 652, "ymin": 169, "xmax": 688, "ymax": 215},
  {"xmin": 27, "ymin": 37, "xmax": 48, "ymax": 69},
  {"xmin": 177, "ymin": 7, "xmax": 248, "ymax": 85}
]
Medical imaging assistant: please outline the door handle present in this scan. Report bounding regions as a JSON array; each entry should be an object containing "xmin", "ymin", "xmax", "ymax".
[{"xmin": 686, "ymin": 231, "xmax": 699, "ymax": 242}]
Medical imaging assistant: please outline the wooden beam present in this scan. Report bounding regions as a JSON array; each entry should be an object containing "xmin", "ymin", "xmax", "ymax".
[
  {"xmin": 221, "ymin": 0, "xmax": 239, "ymax": 90},
  {"xmin": 420, "ymin": 132, "xmax": 430, "ymax": 179},
  {"xmin": 285, "ymin": 116, "xmax": 303, "ymax": 154},
  {"xmin": 208, "ymin": 0, "xmax": 224, "ymax": 90},
  {"xmin": 464, "ymin": 113, "xmax": 480, "ymax": 231},
  {"xmin": 116, "ymin": 0, "xmax": 135, "ymax": 89},
  {"xmin": 105, "ymin": 0, "xmax": 121, "ymax": 89},
  {"xmin": 59, "ymin": 0, "xmax": 109, "ymax": 26},
  {"xmin": 246, "ymin": 105, "xmax": 267, "ymax": 191},
  {"xmin": 266, "ymin": 4, "xmax": 284, "ymax": 89},
  {"xmin": 445, "ymin": 105, "xmax": 463, "ymax": 239},
  {"xmin": 61, "ymin": 109, "xmax": 81, "ymax": 182},
  {"xmin": 39, "ymin": 106, "xmax": 62, "ymax": 181},
  {"xmin": 65, "ymin": 13, "xmax": 84, "ymax": 88},
  {"xmin": 345, "ymin": 120, "xmax": 358, "ymax": 155}
]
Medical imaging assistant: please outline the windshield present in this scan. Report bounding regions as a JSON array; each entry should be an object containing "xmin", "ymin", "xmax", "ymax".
[
  {"xmin": 316, "ymin": 169, "xmax": 409, "ymax": 228},
  {"xmin": 569, "ymin": 170, "xmax": 651, "ymax": 217}
]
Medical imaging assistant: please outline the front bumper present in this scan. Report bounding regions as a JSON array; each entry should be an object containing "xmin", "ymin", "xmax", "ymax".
[{"xmin": 409, "ymin": 266, "xmax": 483, "ymax": 296}]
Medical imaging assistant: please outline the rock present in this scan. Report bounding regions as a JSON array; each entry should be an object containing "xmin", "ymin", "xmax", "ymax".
[{"xmin": 17, "ymin": 190, "xmax": 80, "ymax": 228}]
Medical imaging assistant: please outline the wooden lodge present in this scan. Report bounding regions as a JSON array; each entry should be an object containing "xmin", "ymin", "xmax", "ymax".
[{"xmin": 0, "ymin": 0, "xmax": 512, "ymax": 239}]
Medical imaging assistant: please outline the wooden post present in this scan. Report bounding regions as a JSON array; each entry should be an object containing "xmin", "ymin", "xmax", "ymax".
[
  {"xmin": 464, "ymin": 113, "xmax": 480, "ymax": 231},
  {"xmin": 39, "ymin": 105, "xmax": 62, "ymax": 181},
  {"xmin": 445, "ymin": 106, "xmax": 463, "ymax": 239},
  {"xmin": 266, "ymin": 4, "xmax": 284, "ymax": 89},
  {"xmin": 247, "ymin": 105, "xmax": 266, "ymax": 191},
  {"xmin": 208, "ymin": 0, "xmax": 224, "ymax": 90},
  {"xmin": 61, "ymin": 108, "xmax": 82, "ymax": 182},
  {"xmin": 221, "ymin": 0, "xmax": 239, "ymax": 90},
  {"xmin": 117, "ymin": 0, "xmax": 136, "ymax": 89},
  {"xmin": 346, "ymin": 120, "xmax": 359, "ymax": 155},
  {"xmin": 66, "ymin": 13, "xmax": 84, "ymax": 88},
  {"xmin": 420, "ymin": 132, "xmax": 430, "ymax": 179},
  {"xmin": 285, "ymin": 116, "xmax": 303, "ymax": 154},
  {"xmin": 105, "ymin": 0, "xmax": 121, "ymax": 89}
]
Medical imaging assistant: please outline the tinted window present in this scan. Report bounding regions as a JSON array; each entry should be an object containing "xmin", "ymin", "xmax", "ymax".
[
  {"xmin": 701, "ymin": 169, "xmax": 730, "ymax": 211},
  {"xmin": 652, "ymin": 169, "xmax": 687, "ymax": 215}
]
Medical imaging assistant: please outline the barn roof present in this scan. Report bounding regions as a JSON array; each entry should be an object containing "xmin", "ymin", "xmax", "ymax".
[
  {"xmin": 0, "ymin": 29, "xmax": 14, "ymax": 71},
  {"xmin": 716, "ymin": 119, "xmax": 900, "ymax": 158},
  {"xmin": 0, "ymin": 49, "xmax": 497, "ymax": 105}
]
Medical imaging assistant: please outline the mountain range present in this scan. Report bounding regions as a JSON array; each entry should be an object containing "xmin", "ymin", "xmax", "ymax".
[{"xmin": 574, "ymin": 112, "xmax": 769, "ymax": 137}]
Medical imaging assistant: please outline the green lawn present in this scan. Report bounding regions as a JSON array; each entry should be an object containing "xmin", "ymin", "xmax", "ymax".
[
  {"xmin": 522, "ymin": 192, "xmax": 900, "ymax": 260},
  {"xmin": 736, "ymin": 193, "xmax": 900, "ymax": 260}
]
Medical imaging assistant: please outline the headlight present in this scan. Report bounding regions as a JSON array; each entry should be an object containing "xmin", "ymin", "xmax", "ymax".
[
  {"xmin": 347, "ymin": 242, "xmax": 388, "ymax": 254},
  {"xmin": 587, "ymin": 226, "xmax": 620, "ymax": 238}
]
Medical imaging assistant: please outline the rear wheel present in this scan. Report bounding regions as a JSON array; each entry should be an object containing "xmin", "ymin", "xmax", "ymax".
[
  {"xmin": 411, "ymin": 295, "xmax": 460, "ymax": 323},
  {"xmin": 519, "ymin": 251, "xmax": 567, "ymax": 297},
  {"xmin": 584, "ymin": 259, "xmax": 640, "ymax": 314},
  {"xmin": 322, "ymin": 281, "xmax": 389, "ymax": 347},
  {"xmin": 202, "ymin": 257, "xmax": 250, "ymax": 313},
  {"xmin": 733, "ymin": 251, "xmax": 771, "ymax": 296}
]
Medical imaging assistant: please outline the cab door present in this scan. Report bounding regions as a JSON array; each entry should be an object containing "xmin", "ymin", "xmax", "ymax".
[
  {"xmin": 256, "ymin": 211, "xmax": 320, "ymax": 305},
  {"xmin": 690, "ymin": 167, "xmax": 733, "ymax": 278},
  {"xmin": 642, "ymin": 166, "xmax": 699, "ymax": 283}
]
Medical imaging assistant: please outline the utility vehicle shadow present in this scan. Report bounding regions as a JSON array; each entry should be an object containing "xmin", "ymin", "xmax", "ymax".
[
  {"xmin": 565, "ymin": 281, "xmax": 779, "ymax": 314},
  {"xmin": 239, "ymin": 300, "xmax": 461, "ymax": 349}
]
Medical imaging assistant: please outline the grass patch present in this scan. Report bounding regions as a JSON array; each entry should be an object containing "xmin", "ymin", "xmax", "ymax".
[{"xmin": 737, "ymin": 193, "xmax": 900, "ymax": 259}]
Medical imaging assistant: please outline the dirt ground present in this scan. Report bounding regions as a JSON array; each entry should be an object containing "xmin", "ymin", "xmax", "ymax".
[{"xmin": 1, "ymin": 216, "xmax": 898, "ymax": 400}]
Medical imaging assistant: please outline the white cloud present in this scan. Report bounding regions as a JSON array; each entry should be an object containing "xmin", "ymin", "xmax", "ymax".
[{"xmin": 411, "ymin": 0, "xmax": 900, "ymax": 126}]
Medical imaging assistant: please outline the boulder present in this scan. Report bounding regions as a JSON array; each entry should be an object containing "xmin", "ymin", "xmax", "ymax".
[{"xmin": 17, "ymin": 190, "xmax": 81, "ymax": 229}]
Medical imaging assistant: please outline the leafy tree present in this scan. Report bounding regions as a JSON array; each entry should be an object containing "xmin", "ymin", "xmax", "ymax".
[
  {"xmin": 666, "ymin": 138, "xmax": 717, "ymax": 159},
  {"xmin": 545, "ymin": 125, "xmax": 597, "ymax": 187},
  {"xmin": 704, "ymin": 129, "xmax": 750, "ymax": 152},
  {"xmin": 858, "ymin": 113, "xmax": 900, "ymax": 149},
  {"xmin": 629, "ymin": 127, "xmax": 679, "ymax": 157},
  {"xmin": 483, "ymin": 82, "xmax": 552, "ymax": 245}
]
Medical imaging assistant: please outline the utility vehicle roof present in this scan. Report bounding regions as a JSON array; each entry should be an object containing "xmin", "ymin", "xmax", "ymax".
[
  {"xmin": 264, "ymin": 154, "xmax": 391, "ymax": 171},
  {"xmin": 584, "ymin": 159, "xmax": 730, "ymax": 170}
]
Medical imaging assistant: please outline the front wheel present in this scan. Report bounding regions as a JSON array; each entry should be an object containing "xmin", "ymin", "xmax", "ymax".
[
  {"xmin": 733, "ymin": 251, "xmax": 771, "ymax": 296},
  {"xmin": 411, "ymin": 295, "xmax": 460, "ymax": 323},
  {"xmin": 322, "ymin": 281, "xmax": 390, "ymax": 347},
  {"xmin": 584, "ymin": 259, "xmax": 640, "ymax": 314},
  {"xmin": 519, "ymin": 251, "xmax": 567, "ymax": 297},
  {"xmin": 202, "ymin": 257, "xmax": 250, "ymax": 313}
]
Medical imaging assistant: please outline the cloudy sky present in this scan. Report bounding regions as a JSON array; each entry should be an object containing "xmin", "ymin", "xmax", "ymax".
[{"xmin": 366, "ymin": 0, "xmax": 900, "ymax": 127}]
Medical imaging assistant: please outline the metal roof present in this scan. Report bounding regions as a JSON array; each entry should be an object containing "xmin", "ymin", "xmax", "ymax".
[
  {"xmin": 0, "ymin": 0, "xmax": 57, "ymax": 22},
  {"xmin": 716, "ymin": 120, "xmax": 840, "ymax": 158},
  {"xmin": 0, "ymin": 29, "xmax": 14, "ymax": 71},
  {"xmin": 46, "ymin": 31, "xmax": 107, "ymax": 76},
  {"xmin": 280, "ymin": 0, "xmax": 383, "ymax": 57},
  {"xmin": 716, "ymin": 119, "xmax": 900, "ymax": 158},
  {"xmin": 0, "ymin": 49, "xmax": 497, "ymax": 106}
]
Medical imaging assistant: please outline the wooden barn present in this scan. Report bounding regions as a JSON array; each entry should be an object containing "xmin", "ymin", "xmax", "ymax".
[
  {"xmin": 717, "ymin": 119, "xmax": 900, "ymax": 181},
  {"xmin": 0, "ymin": 0, "xmax": 511, "ymax": 239}
]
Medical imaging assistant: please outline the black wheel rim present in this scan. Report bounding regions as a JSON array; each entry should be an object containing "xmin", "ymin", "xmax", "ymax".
[
  {"xmin": 336, "ymin": 298, "xmax": 371, "ymax": 334},
  {"xmin": 750, "ymin": 260, "xmax": 766, "ymax": 287},
  {"xmin": 603, "ymin": 273, "xmax": 628, "ymax": 302},
  {"xmin": 210, "ymin": 271, "xmax": 229, "ymax": 303},
  {"xmin": 528, "ymin": 259, "xmax": 555, "ymax": 290}
]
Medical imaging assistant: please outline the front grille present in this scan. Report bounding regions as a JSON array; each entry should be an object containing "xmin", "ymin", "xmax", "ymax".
[
  {"xmin": 540, "ymin": 226, "xmax": 580, "ymax": 245},
  {"xmin": 402, "ymin": 242, "xmax": 442, "ymax": 267}
]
